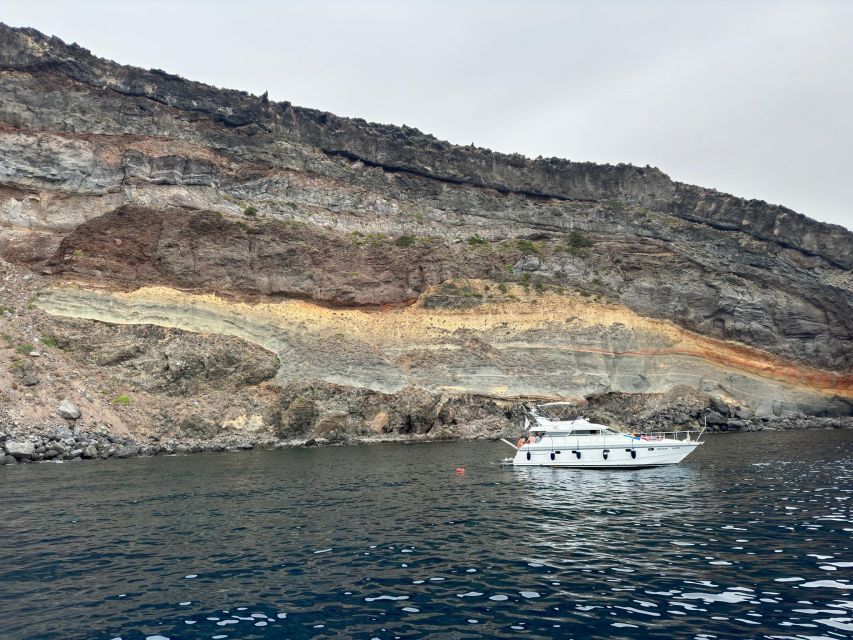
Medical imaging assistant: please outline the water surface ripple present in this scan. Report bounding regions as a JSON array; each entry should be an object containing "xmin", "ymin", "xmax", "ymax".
[{"xmin": 1, "ymin": 430, "xmax": 851, "ymax": 639}]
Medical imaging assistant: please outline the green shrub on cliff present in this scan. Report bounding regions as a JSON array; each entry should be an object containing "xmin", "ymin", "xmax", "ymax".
[
  {"xmin": 243, "ymin": 205, "xmax": 258, "ymax": 216},
  {"xmin": 16, "ymin": 343, "xmax": 34, "ymax": 355},
  {"xmin": 568, "ymin": 230, "xmax": 594, "ymax": 248},
  {"xmin": 113, "ymin": 394, "xmax": 132, "ymax": 406},
  {"xmin": 394, "ymin": 235, "xmax": 416, "ymax": 247},
  {"xmin": 516, "ymin": 239, "xmax": 539, "ymax": 254},
  {"xmin": 560, "ymin": 231, "xmax": 594, "ymax": 256}
]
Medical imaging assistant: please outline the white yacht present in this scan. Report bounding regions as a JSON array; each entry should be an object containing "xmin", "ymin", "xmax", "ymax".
[{"xmin": 502, "ymin": 404, "xmax": 703, "ymax": 469}]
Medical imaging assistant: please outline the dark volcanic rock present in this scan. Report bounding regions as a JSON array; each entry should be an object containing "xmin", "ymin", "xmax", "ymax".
[{"xmin": 0, "ymin": 23, "xmax": 850, "ymax": 428}]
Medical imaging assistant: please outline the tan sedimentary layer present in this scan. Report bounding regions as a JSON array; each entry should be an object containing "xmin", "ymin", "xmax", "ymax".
[{"xmin": 33, "ymin": 282, "xmax": 851, "ymax": 416}]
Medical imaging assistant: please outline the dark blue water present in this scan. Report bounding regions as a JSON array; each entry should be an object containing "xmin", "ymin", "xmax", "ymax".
[{"xmin": 1, "ymin": 430, "xmax": 851, "ymax": 640}]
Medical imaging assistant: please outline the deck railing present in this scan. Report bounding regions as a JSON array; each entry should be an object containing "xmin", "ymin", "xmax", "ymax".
[{"xmin": 629, "ymin": 430, "xmax": 704, "ymax": 442}]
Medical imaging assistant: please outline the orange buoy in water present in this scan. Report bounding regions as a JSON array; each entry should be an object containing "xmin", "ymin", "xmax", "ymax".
[{"xmin": 455, "ymin": 467, "xmax": 465, "ymax": 474}]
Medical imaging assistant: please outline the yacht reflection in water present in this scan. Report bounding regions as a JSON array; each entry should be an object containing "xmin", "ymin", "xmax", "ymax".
[{"xmin": 510, "ymin": 463, "xmax": 706, "ymax": 574}]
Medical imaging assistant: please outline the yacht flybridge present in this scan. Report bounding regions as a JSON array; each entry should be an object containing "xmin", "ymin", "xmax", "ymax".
[{"xmin": 502, "ymin": 403, "xmax": 703, "ymax": 469}]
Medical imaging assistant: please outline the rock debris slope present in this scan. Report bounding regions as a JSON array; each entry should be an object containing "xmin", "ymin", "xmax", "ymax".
[{"xmin": 0, "ymin": 23, "xmax": 850, "ymax": 446}]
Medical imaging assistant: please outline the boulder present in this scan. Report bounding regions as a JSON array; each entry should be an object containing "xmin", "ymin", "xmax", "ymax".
[
  {"xmin": 82, "ymin": 444, "xmax": 98, "ymax": 459},
  {"xmin": 57, "ymin": 400, "xmax": 81, "ymax": 420},
  {"xmin": 709, "ymin": 397, "xmax": 731, "ymax": 416},
  {"xmin": 21, "ymin": 373, "xmax": 39, "ymax": 386},
  {"xmin": 5, "ymin": 441, "xmax": 35, "ymax": 459},
  {"xmin": 704, "ymin": 411, "xmax": 728, "ymax": 426},
  {"xmin": 114, "ymin": 445, "xmax": 137, "ymax": 459}
]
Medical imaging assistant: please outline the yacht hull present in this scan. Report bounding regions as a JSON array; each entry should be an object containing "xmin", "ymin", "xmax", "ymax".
[{"xmin": 510, "ymin": 440, "xmax": 701, "ymax": 468}]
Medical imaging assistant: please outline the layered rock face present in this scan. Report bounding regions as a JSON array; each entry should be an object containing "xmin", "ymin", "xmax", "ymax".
[{"xmin": 0, "ymin": 23, "xmax": 851, "ymax": 444}]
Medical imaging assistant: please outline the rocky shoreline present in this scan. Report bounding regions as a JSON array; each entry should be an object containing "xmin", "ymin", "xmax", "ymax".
[
  {"xmin": 0, "ymin": 421, "xmax": 499, "ymax": 466},
  {"xmin": 2, "ymin": 413, "xmax": 850, "ymax": 466}
]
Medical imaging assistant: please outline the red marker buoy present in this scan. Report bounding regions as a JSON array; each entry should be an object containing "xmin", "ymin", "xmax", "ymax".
[{"xmin": 455, "ymin": 467, "xmax": 465, "ymax": 474}]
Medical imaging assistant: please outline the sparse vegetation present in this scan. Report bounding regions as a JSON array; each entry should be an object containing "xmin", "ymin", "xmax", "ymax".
[
  {"xmin": 467, "ymin": 235, "xmax": 488, "ymax": 247},
  {"xmin": 351, "ymin": 232, "xmax": 388, "ymax": 246},
  {"xmin": 516, "ymin": 239, "xmax": 540, "ymax": 254},
  {"xmin": 421, "ymin": 281, "xmax": 484, "ymax": 309},
  {"xmin": 243, "ymin": 205, "xmax": 258, "ymax": 216},
  {"xmin": 559, "ymin": 230, "xmax": 595, "ymax": 256},
  {"xmin": 112, "ymin": 394, "xmax": 133, "ymax": 406},
  {"xmin": 41, "ymin": 336, "xmax": 60, "ymax": 349},
  {"xmin": 394, "ymin": 235, "xmax": 416, "ymax": 247},
  {"xmin": 16, "ymin": 343, "xmax": 34, "ymax": 355},
  {"xmin": 72, "ymin": 249, "xmax": 85, "ymax": 258},
  {"xmin": 568, "ymin": 230, "xmax": 594, "ymax": 248},
  {"xmin": 0, "ymin": 305, "xmax": 13, "ymax": 315}
]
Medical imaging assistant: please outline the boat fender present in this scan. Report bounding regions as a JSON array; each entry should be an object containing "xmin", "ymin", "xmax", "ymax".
[
  {"xmin": 526, "ymin": 451, "xmax": 531, "ymax": 461},
  {"xmin": 602, "ymin": 449, "xmax": 609, "ymax": 460},
  {"xmin": 575, "ymin": 451, "xmax": 581, "ymax": 460},
  {"xmin": 550, "ymin": 452, "xmax": 555, "ymax": 461},
  {"xmin": 630, "ymin": 450, "xmax": 637, "ymax": 459}
]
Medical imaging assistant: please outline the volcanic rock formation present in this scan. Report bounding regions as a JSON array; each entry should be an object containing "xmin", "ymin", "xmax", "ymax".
[{"xmin": 0, "ymin": 23, "xmax": 850, "ymax": 445}]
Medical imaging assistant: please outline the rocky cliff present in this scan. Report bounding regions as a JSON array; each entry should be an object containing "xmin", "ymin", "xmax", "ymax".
[{"xmin": 0, "ymin": 24, "xmax": 850, "ymax": 453}]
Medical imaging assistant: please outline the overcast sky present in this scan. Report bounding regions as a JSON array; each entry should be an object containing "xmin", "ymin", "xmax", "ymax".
[{"xmin": 4, "ymin": 0, "xmax": 852, "ymax": 229}]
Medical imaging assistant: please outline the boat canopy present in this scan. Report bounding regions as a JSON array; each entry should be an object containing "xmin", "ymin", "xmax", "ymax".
[{"xmin": 526, "ymin": 415, "xmax": 618, "ymax": 435}]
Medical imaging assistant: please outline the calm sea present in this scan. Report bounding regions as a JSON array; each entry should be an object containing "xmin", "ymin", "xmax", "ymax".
[{"xmin": 1, "ymin": 430, "xmax": 851, "ymax": 639}]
